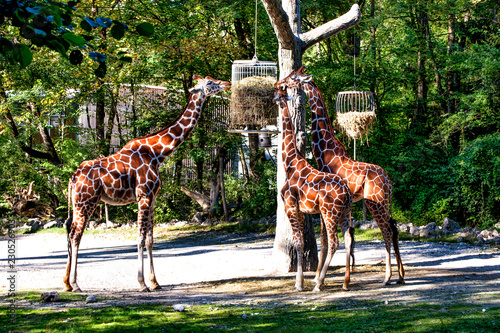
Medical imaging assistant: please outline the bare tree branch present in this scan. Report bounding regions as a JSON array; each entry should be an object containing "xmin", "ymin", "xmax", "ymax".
[
  {"xmin": 299, "ymin": 4, "xmax": 361, "ymax": 51},
  {"xmin": 260, "ymin": 0, "xmax": 296, "ymax": 49}
]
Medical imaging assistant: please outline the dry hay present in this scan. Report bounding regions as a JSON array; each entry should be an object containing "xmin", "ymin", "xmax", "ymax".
[
  {"xmin": 229, "ymin": 75, "xmax": 277, "ymax": 129},
  {"xmin": 336, "ymin": 111, "xmax": 376, "ymax": 140}
]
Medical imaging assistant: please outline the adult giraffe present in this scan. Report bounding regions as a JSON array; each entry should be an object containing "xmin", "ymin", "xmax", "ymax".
[
  {"xmin": 278, "ymin": 67, "xmax": 405, "ymax": 286},
  {"xmin": 274, "ymin": 84, "xmax": 352, "ymax": 292},
  {"xmin": 64, "ymin": 75, "xmax": 231, "ymax": 292}
]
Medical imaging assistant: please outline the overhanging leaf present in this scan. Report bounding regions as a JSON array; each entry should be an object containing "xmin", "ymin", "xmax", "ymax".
[
  {"xmin": 96, "ymin": 17, "xmax": 113, "ymax": 28},
  {"xmin": 62, "ymin": 32, "xmax": 85, "ymax": 47},
  {"xmin": 110, "ymin": 23, "xmax": 125, "ymax": 40},
  {"xmin": 80, "ymin": 19, "xmax": 92, "ymax": 32},
  {"xmin": 89, "ymin": 51, "xmax": 107, "ymax": 63},
  {"xmin": 136, "ymin": 22, "xmax": 154, "ymax": 37},
  {"xmin": 13, "ymin": 44, "xmax": 33, "ymax": 69},
  {"xmin": 83, "ymin": 17, "xmax": 99, "ymax": 28},
  {"xmin": 95, "ymin": 62, "xmax": 107, "ymax": 78},
  {"xmin": 69, "ymin": 49, "xmax": 83, "ymax": 65}
]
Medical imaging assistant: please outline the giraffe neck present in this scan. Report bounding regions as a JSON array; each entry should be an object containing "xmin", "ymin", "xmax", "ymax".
[
  {"xmin": 280, "ymin": 98, "xmax": 302, "ymax": 173},
  {"xmin": 138, "ymin": 91, "xmax": 207, "ymax": 163},
  {"xmin": 304, "ymin": 81, "xmax": 352, "ymax": 172}
]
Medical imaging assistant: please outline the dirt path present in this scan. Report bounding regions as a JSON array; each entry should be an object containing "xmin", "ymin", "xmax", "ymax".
[{"xmin": 1, "ymin": 230, "xmax": 499, "ymax": 309}]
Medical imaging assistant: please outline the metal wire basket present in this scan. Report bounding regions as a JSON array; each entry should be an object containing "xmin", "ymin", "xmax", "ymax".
[
  {"xmin": 335, "ymin": 90, "xmax": 376, "ymax": 140},
  {"xmin": 228, "ymin": 57, "xmax": 278, "ymax": 134}
]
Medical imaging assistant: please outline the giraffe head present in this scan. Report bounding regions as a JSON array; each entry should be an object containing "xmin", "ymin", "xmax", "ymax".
[
  {"xmin": 276, "ymin": 66, "xmax": 313, "ymax": 90},
  {"xmin": 273, "ymin": 83, "xmax": 293, "ymax": 107},
  {"xmin": 190, "ymin": 75, "xmax": 231, "ymax": 96}
]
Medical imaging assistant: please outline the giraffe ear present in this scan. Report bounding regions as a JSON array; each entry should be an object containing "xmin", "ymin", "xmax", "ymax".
[
  {"xmin": 298, "ymin": 66, "xmax": 306, "ymax": 73},
  {"xmin": 193, "ymin": 75, "xmax": 203, "ymax": 81}
]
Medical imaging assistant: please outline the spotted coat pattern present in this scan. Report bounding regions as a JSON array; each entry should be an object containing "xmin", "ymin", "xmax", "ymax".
[
  {"xmin": 279, "ymin": 67, "xmax": 405, "ymax": 285},
  {"xmin": 275, "ymin": 85, "xmax": 352, "ymax": 292},
  {"xmin": 63, "ymin": 76, "xmax": 231, "ymax": 292}
]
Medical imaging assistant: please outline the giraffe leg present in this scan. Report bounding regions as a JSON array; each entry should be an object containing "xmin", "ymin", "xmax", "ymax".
[
  {"xmin": 66, "ymin": 204, "xmax": 95, "ymax": 293},
  {"xmin": 365, "ymin": 201, "xmax": 395, "ymax": 285},
  {"xmin": 69, "ymin": 238, "xmax": 82, "ymax": 292},
  {"xmin": 341, "ymin": 223, "xmax": 353, "ymax": 291},
  {"xmin": 137, "ymin": 196, "xmax": 152, "ymax": 292},
  {"xmin": 145, "ymin": 205, "xmax": 161, "ymax": 290},
  {"xmin": 314, "ymin": 216, "xmax": 328, "ymax": 284},
  {"xmin": 285, "ymin": 206, "xmax": 304, "ymax": 292},
  {"xmin": 313, "ymin": 213, "xmax": 339, "ymax": 292},
  {"xmin": 390, "ymin": 217, "xmax": 405, "ymax": 284}
]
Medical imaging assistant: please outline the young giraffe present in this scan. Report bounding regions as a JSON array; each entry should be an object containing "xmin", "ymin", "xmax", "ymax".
[
  {"xmin": 64, "ymin": 75, "xmax": 231, "ymax": 292},
  {"xmin": 274, "ymin": 84, "xmax": 352, "ymax": 292},
  {"xmin": 280, "ymin": 67, "xmax": 405, "ymax": 285}
]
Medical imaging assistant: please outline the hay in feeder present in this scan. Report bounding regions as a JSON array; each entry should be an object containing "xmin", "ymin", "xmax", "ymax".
[
  {"xmin": 230, "ymin": 75, "xmax": 277, "ymax": 129},
  {"xmin": 336, "ymin": 111, "xmax": 376, "ymax": 139}
]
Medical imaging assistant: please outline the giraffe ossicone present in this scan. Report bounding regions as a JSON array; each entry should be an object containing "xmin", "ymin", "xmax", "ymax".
[
  {"xmin": 275, "ymin": 84, "xmax": 352, "ymax": 292},
  {"xmin": 64, "ymin": 75, "xmax": 231, "ymax": 293},
  {"xmin": 278, "ymin": 67, "xmax": 405, "ymax": 286}
]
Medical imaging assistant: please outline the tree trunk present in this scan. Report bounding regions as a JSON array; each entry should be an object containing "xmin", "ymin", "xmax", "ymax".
[
  {"xmin": 411, "ymin": 5, "xmax": 429, "ymax": 131},
  {"xmin": 261, "ymin": 0, "xmax": 360, "ymax": 273}
]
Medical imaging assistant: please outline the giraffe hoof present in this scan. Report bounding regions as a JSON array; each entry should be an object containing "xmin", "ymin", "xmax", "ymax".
[
  {"xmin": 139, "ymin": 286, "xmax": 150, "ymax": 292},
  {"xmin": 382, "ymin": 281, "xmax": 391, "ymax": 286},
  {"xmin": 63, "ymin": 285, "xmax": 73, "ymax": 292},
  {"xmin": 294, "ymin": 286, "xmax": 303, "ymax": 292},
  {"xmin": 341, "ymin": 286, "xmax": 350, "ymax": 292},
  {"xmin": 150, "ymin": 283, "xmax": 162, "ymax": 290},
  {"xmin": 72, "ymin": 287, "xmax": 82, "ymax": 293},
  {"xmin": 312, "ymin": 286, "xmax": 322, "ymax": 293},
  {"xmin": 396, "ymin": 279, "xmax": 405, "ymax": 285}
]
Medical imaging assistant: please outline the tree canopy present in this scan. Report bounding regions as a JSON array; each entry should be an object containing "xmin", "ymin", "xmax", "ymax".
[{"xmin": 0, "ymin": 0, "xmax": 499, "ymax": 228}]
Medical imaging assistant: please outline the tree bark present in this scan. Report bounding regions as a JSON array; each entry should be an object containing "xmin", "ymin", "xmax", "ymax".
[{"xmin": 261, "ymin": 0, "xmax": 360, "ymax": 273}]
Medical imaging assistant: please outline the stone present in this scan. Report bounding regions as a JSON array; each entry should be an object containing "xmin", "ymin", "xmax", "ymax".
[
  {"xmin": 424, "ymin": 222, "xmax": 437, "ymax": 232},
  {"xmin": 420, "ymin": 227, "xmax": 431, "ymax": 238},
  {"xmin": 192, "ymin": 212, "xmax": 204, "ymax": 224},
  {"xmin": 175, "ymin": 221, "xmax": 188, "ymax": 227},
  {"xmin": 86, "ymin": 295, "xmax": 97, "ymax": 304},
  {"xmin": 410, "ymin": 226, "xmax": 420, "ymax": 237},
  {"xmin": 43, "ymin": 221, "xmax": 58, "ymax": 229},
  {"xmin": 442, "ymin": 217, "xmax": 461, "ymax": 234},
  {"xmin": 30, "ymin": 220, "xmax": 40, "ymax": 233},
  {"xmin": 241, "ymin": 314, "xmax": 249, "ymax": 319},
  {"xmin": 398, "ymin": 223, "xmax": 411, "ymax": 233},
  {"xmin": 40, "ymin": 291, "xmax": 60, "ymax": 302},
  {"xmin": 494, "ymin": 222, "xmax": 500, "ymax": 229},
  {"xmin": 173, "ymin": 304, "xmax": 185, "ymax": 312},
  {"xmin": 480, "ymin": 230, "xmax": 491, "ymax": 238}
]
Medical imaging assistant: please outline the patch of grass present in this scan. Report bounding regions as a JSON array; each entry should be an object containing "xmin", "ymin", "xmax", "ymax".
[{"xmin": 1, "ymin": 297, "xmax": 498, "ymax": 332}]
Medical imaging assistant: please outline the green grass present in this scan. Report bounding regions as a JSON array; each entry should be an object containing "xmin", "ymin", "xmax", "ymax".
[{"xmin": 1, "ymin": 294, "xmax": 498, "ymax": 332}]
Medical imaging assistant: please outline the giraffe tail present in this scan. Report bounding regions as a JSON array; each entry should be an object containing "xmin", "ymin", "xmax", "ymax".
[
  {"xmin": 65, "ymin": 179, "xmax": 73, "ymax": 234},
  {"xmin": 65, "ymin": 179, "xmax": 73, "ymax": 260}
]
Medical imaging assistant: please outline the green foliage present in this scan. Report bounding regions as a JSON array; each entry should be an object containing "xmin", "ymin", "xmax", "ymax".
[{"xmin": 450, "ymin": 133, "xmax": 500, "ymax": 228}]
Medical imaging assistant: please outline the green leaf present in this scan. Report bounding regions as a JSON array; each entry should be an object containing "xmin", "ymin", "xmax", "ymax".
[
  {"xmin": 136, "ymin": 22, "xmax": 154, "ymax": 37},
  {"xmin": 62, "ymin": 32, "xmax": 85, "ymax": 47},
  {"xmin": 47, "ymin": 39, "xmax": 67, "ymax": 57},
  {"xmin": 13, "ymin": 44, "xmax": 33, "ymax": 69},
  {"xmin": 69, "ymin": 49, "xmax": 83, "ymax": 65},
  {"xmin": 80, "ymin": 19, "xmax": 92, "ymax": 32},
  {"xmin": 110, "ymin": 23, "xmax": 125, "ymax": 40},
  {"xmin": 119, "ymin": 56, "xmax": 132, "ymax": 63},
  {"xmin": 94, "ymin": 62, "xmax": 107, "ymax": 78}
]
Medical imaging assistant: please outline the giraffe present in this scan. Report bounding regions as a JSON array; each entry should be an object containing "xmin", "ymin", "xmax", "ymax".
[
  {"xmin": 274, "ymin": 84, "xmax": 352, "ymax": 292},
  {"xmin": 279, "ymin": 67, "xmax": 405, "ymax": 285},
  {"xmin": 64, "ymin": 75, "xmax": 231, "ymax": 292}
]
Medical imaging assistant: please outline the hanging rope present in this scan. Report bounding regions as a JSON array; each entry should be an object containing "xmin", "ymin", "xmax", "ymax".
[{"xmin": 254, "ymin": 0, "xmax": 258, "ymax": 60}]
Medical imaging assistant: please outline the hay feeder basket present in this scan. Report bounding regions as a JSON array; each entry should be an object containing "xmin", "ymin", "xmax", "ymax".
[
  {"xmin": 228, "ymin": 57, "xmax": 278, "ymax": 134},
  {"xmin": 335, "ymin": 90, "xmax": 376, "ymax": 159}
]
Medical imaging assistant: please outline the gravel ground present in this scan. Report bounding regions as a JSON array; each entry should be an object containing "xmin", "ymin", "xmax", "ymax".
[{"xmin": 1, "ymin": 230, "xmax": 499, "ymax": 309}]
